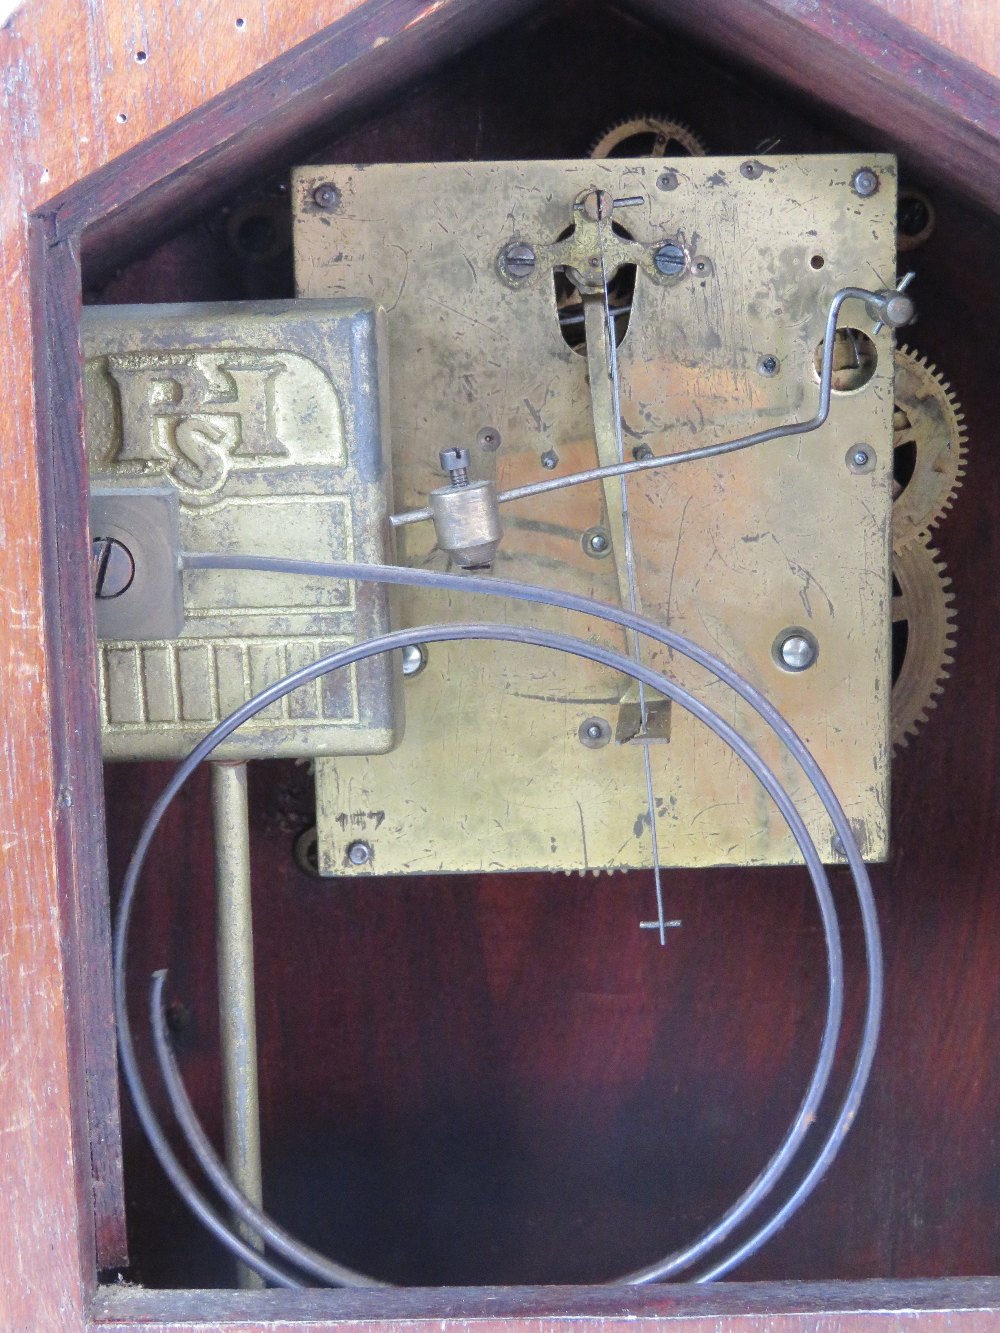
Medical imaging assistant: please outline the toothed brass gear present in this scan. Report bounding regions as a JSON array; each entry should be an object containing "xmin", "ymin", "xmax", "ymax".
[
  {"xmin": 891, "ymin": 539, "xmax": 956, "ymax": 749},
  {"xmin": 589, "ymin": 115, "xmax": 706, "ymax": 159},
  {"xmin": 891, "ymin": 346, "xmax": 967, "ymax": 552}
]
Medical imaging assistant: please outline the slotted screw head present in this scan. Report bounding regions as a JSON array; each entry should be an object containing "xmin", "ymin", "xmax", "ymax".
[
  {"xmin": 502, "ymin": 242, "xmax": 536, "ymax": 279},
  {"xmin": 653, "ymin": 242, "xmax": 686, "ymax": 276},
  {"xmin": 92, "ymin": 537, "xmax": 135, "ymax": 599},
  {"xmin": 440, "ymin": 447, "xmax": 470, "ymax": 473}
]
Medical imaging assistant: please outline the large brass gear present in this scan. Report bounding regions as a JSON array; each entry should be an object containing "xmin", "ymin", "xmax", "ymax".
[
  {"xmin": 891, "ymin": 539, "xmax": 956, "ymax": 749},
  {"xmin": 891, "ymin": 346, "xmax": 967, "ymax": 552},
  {"xmin": 589, "ymin": 115, "xmax": 706, "ymax": 159}
]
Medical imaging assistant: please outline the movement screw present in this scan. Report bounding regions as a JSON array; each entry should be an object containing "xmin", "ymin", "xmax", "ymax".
[
  {"xmin": 312, "ymin": 182, "xmax": 341, "ymax": 210},
  {"xmin": 846, "ymin": 445, "xmax": 876, "ymax": 474},
  {"xmin": 851, "ymin": 167, "xmax": 879, "ymax": 198},
  {"xmin": 501, "ymin": 242, "xmax": 536, "ymax": 280},
  {"xmin": 92, "ymin": 537, "xmax": 135, "ymax": 599},
  {"xmin": 776, "ymin": 630, "xmax": 819, "ymax": 672},
  {"xmin": 347, "ymin": 840, "xmax": 372, "ymax": 866},
  {"xmin": 401, "ymin": 643, "xmax": 428, "ymax": 677},
  {"xmin": 583, "ymin": 527, "xmax": 611, "ymax": 557},
  {"xmin": 653, "ymin": 242, "xmax": 686, "ymax": 277}
]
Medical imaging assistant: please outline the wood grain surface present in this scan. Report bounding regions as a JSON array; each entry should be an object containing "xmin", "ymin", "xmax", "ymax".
[
  {"xmin": 89, "ymin": 1277, "xmax": 1000, "ymax": 1331},
  {"xmin": 877, "ymin": 0, "xmax": 1000, "ymax": 74},
  {"xmin": 633, "ymin": 0, "xmax": 1000, "ymax": 215},
  {"xmin": 2, "ymin": 1, "xmax": 1000, "ymax": 1330}
]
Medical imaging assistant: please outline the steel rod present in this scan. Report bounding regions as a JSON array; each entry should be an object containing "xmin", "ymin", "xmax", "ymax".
[
  {"xmin": 211, "ymin": 760, "xmax": 265, "ymax": 1289},
  {"xmin": 388, "ymin": 285, "xmax": 900, "ymax": 528}
]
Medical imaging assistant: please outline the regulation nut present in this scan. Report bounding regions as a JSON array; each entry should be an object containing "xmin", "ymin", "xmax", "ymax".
[{"xmin": 430, "ymin": 478, "xmax": 503, "ymax": 569}]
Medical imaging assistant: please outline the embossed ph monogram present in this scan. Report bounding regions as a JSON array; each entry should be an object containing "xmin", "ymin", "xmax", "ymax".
[{"xmin": 98, "ymin": 349, "xmax": 345, "ymax": 501}]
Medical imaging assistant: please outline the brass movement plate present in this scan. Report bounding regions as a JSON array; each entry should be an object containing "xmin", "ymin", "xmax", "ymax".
[
  {"xmin": 296, "ymin": 157, "xmax": 896, "ymax": 874},
  {"xmin": 84, "ymin": 300, "xmax": 400, "ymax": 762}
]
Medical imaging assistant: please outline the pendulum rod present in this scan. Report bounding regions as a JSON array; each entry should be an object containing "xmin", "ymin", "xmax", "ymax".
[
  {"xmin": 211, "ymin": 760, "xmax": 265, "ymax": 1287},
  {"xmin": 585, "ymin": 197, "xmax": 668, "ymax": 943}
]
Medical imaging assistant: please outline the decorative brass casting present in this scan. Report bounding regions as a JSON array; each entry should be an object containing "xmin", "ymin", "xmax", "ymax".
[{"xmin": 84, "ymin": 301, "xmax": 401, "ymax": 761}]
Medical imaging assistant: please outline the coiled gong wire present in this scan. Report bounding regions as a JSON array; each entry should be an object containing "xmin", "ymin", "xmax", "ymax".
[{"xmin": 113, "ymin": 557, "xmax": 883, "ymax": 1288}]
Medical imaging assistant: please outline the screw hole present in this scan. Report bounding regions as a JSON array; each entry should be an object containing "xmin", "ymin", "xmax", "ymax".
[
  {"xmin": 293, "ymin": 827, "xmax": 321, "ymax": 878},
  {"xmin": 135, "ymin": 49, "xmax": 147, "ymax": 63},
  {"xmin": 897, "ymin": 188, "xmax": 935, "ymax": 251},
  {"xmin": 814, "ymin": 327, "xmax": 878, "ymax": 393},
  {"xmin": 810, "ymin": 254, "xmax": 825, "ymax": 270},
  {"xmin": 235, "ymin": 16, "xmax": 245, "ymax": 28},
  {"xmin": 115, "ymin": 111, "xmax": 127, "ymax": 124}
]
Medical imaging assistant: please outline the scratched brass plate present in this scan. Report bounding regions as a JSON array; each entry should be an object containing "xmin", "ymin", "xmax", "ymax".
[
  {"xmin": 295, "ymin": 158, "xmax": 895, "ymax": 873},
  {"xmin": 84, "ymin": 300, "xmax": 400, "ymax": 762}
]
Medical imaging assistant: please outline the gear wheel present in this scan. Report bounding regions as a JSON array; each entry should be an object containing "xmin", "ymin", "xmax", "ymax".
[
  {"xmin": 891, "ymin": 539, "xmax": 956, "ymax": 749},
  {"xmin": 891, "ymin": 346, "xmax": 967, "ymax": 552},
  {"xmin": 589, "ymin": 115, "xmax": 706, "ymax": 159}
]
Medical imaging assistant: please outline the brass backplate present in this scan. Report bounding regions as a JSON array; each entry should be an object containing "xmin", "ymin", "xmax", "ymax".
[
  {"xmin": 84, "ymin": 300, "xmax": 401, "ymax": 762},
  {"xmin": 294, "ymin": 158, "xmax": 896, "ymax": 873}
]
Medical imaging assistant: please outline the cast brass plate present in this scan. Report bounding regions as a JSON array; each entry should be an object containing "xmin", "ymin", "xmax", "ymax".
[
  {"xmin": 84, "ymin": 300, "xmax": 401, "ymax": 762},
  {"xmin": 294, "ymin": 157, "xmax": 896, "ymax": 873}
]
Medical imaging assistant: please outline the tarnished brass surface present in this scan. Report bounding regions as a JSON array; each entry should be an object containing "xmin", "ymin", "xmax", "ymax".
[
  {"xmin": 296, "ymin": 157, "xmax": 896, "ymax": 874},
  {"xmin": 84, "ymin": 300, "xmax": 400, "ymax": 761}
]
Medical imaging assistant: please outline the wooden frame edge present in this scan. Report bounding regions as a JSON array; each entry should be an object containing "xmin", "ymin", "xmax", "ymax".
[
  {"xmin": 29, "ymin": 209, "xmax": 127, "ymax": 1278},
  {"xmin": 89, "ymin": 1277, "xmax": 1000, "ymax": 1330},
  {"xmin": 630, "ymin": 0, "xmax": 1000, "ymax": 216}
]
